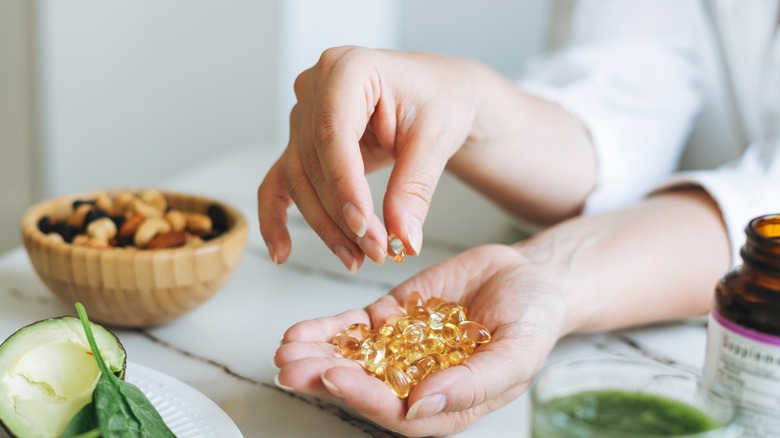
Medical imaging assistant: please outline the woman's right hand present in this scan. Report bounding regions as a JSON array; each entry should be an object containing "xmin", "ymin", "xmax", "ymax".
[{"xmin": 257, "ymin": 46, "xmax": 485, "ymax": 271}]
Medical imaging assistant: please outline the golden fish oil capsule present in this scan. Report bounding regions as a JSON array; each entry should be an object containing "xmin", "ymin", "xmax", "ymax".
[
  {"xmin": 405, "ymin": 291, "xmax": 424, "ymax": 314},
  {"xmin": 402, "ymin": 321, "xmax": 429, "ymax": 344},
  {"xmin": 384, "ymin": 364, "xmax": 411, "ymax": 398},
  {"xmin": 379, "ymin": 323, "xmax": 397, "ymax": 338},
  {"xmin": 460, "ymin": 338, "xmax": 477, "ymax": 355},
  {"xmin": 388, "ymin": 235, "xmax": 406, "ymax": 263},
  {"xmin": 446, "ymin": 346, "xmax": 466, "ymax": 366},
  {"xmin": 334, "ymin": 333, "xmax": 362, "ymax": 359},
  {"xmin": 428, "ymin": 311, "xmax": 446, "ymax": 331},
  {"xmin": 364, "ymin": 341, "xmax": 386, "ymax": 373},
  {"xmin": 421, "ymin": 337, "xmax": 444, "ymax": 355},
  {"xmin": 458, "ymin": 321, "xmax": 492, "ymax": 344},
  {"xmin": 440, "ymin": 323, "xmax": 461, "ymax": 344},
  {"xmin": 345, "ymin": 322, "xmax": 370, "ymax": 341},
  {"xmin": 386, "ymin": 337, "xmax": 405, "ymax": 355}
]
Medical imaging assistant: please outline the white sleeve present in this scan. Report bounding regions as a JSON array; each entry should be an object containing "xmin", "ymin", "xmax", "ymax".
[
  {"xmin": 518, "ymin": 0, "xmax": 705, "ymax": 214},
  {"xmin": 653, "ymin": 142, "xmax": 780, "ymax": 266}
]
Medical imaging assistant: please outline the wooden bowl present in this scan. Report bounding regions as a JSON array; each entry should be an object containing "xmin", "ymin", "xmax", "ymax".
[{"xmin": 20, "ymin": 189, "xmax": 248, "ymax": 327}]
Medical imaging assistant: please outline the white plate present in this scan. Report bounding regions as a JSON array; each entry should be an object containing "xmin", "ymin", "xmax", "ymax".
[{"xmin": 126, "ymin": 362, "xmax": 243, "ymax": 438}]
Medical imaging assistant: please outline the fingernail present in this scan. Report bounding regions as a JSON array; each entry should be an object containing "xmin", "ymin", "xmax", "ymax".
[
  {"xmin": 274, "ymin": 374, "xmax": 295, "ymax": 392},
  {"xmin": 342, "ymin": 202, "xmax": 367, "ymax": 237},
  {"xmin": 356, "ymin": 236, "xmax": 385, "ymax": 265},
  {"xmin": 405, "ymin": 216, "xmax": 423, "ymax": 255},
  {"xmin": 406, "ymin": 394, "xmax": 446, "ymax": 420},
  {"xmin": 267, "ymin": 243, "xmax": 278, "ymax": 265},
  {"xmin": 321, "ymin": 374, "xmax": 344, "ymax": 399},
  {"xmin": 334, "ymin": 244, "xmax": 358, "ymax": 274},
  {"xmin": 271, "ymin": 357, "xmax": 280, "ymax": 369}
]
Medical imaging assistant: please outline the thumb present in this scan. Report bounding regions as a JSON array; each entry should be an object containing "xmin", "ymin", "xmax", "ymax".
[
  {"xmin": 405, "ymin": 337, "xmax": 546, "ymax": 421},
  {"xmin": 383, "ymin": 130, "xmax": 451, "ymax": 257}
]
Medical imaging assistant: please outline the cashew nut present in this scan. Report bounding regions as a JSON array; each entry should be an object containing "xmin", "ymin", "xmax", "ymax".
[
  {"xmin": 140, "ymin": 189, "xmax": 167, "ymax": 212},
  {"xmin": 130, "ymin": 198, "xmax": 163, "ymax": 219},
  {"xmin": 46, "ymin": 232, "xmax": 64, "ymax": 243},
  {"xmin": 164, "ymin": 210, "xmax": 186, "ymax": 232},
  {"xmin": 134, "ymin": 217, "xmax": 172, "ymax": 248},
  {"xmin": 184, "ymin": 213, "xmax": 212, "ymax": 234},
  {"xmin": 87, "ymin": 217, "xmax": 117, "ymax": 240},
  {"xmin": 114, "ymin": 191, "xmax": 136, "ymax": 216},
  {"xmin": 95, "ymin": 193, "xmax": 114, "ymax": 215}
]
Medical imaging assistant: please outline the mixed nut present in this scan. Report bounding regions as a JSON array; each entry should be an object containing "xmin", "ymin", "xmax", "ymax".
[{"xmin": 36, "ymin": 190, "xmax": 230, "ymax": 250}]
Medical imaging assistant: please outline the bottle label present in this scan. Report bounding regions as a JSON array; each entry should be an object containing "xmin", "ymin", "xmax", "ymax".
[{"xmin": 705, "ymin": 310, "xmax": 780, "ymax": 436}]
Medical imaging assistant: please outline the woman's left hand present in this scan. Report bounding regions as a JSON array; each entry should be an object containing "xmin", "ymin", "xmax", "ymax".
[{"xmin": 273, "ymin": 244, "xmax": 568, "ymax": 437}]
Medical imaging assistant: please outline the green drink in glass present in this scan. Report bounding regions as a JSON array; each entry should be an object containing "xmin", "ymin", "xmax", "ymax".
[{"xmin": 530, "ymin": 357, "xmax": 739, "ymax": 437}]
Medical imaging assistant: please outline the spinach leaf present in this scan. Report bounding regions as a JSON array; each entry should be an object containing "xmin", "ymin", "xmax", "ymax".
[
  {"xmin": 75, "ymin": 302, "xmax": 176, "ymax": 438},
  {"xmin": 61, "ymin": 402, "xmax": 98, "ymax": 437}
]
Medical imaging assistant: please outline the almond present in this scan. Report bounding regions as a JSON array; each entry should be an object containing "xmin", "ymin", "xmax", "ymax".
[
  {"xmin": 146, "ymin": 231, "xmax": 188, "ymax": 250},
  {"xmin": 118, "ymin": 213, "xmax": 145, "ymax": 238}
]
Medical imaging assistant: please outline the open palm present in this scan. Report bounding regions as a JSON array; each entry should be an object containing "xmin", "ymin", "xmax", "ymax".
[{"xmin": 274, "ymin": 244, "xmax": 568, "ymax": 437}]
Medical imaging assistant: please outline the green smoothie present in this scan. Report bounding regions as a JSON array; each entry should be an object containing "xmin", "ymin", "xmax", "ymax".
[{"xmin": 532, "ymin": 389, "xmax": 719, "ymax": 437}]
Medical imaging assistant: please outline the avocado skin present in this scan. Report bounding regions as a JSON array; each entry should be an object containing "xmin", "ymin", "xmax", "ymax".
[{"xmin": 0, "ymin": 316, "xmax": 127, "ymax": 438}]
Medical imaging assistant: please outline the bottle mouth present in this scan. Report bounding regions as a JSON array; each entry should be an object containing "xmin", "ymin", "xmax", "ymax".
[{"xmin": 746, "ymin": 214, "xmax": 780, "ymax": 243}]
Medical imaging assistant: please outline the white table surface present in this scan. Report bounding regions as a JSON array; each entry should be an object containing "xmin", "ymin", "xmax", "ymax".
[{"xmin": 0, "ymin": 147, "xmax": 711, "ymax": 438}]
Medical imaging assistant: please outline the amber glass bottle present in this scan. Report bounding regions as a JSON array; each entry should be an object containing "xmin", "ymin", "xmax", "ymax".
[{"xmin": 704, "ymin": 214, "xmax": 780, "ymax": 437}]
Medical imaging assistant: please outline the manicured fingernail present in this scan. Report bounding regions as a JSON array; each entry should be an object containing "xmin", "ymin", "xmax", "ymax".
[
  {"xmin": 274, "ymin": 374, "xmax": 295, "ymax": 392},
  {"xmin": 334, "ymin": 244, "xmax": 357, "ymax": 274},
  {"xmin": 267, "ymin": 243, "xmax": 278, "ymax": 265},
  {"xmin": 321, "ymin": 374, "xmax": 344, "ymax": 399},
  {"xmin": 342, "ymin": 202, "xmax": 367, "ymax": 237},
  {"xmin": 356, "ymin": 235, "xmax": 385, "ymax": 265},
  {"xmin": 405, "ymin": 216, "xmax": 423, "ymax": 255},
  {"xmin": 406, "ymin": 394, "xmax": 446, "ymax": 420}
]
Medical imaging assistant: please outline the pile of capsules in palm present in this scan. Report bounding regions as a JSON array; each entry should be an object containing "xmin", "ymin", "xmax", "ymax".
[{"xmin": 332, "ymin": 291, "xmax": 492, "ymax": 398}]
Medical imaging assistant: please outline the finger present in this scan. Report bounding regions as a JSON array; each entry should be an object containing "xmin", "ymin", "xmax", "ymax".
[
  {"xmin": 257, "ymin": 158, "xmax": 293, "ymax": 265},
  {"xmin": 320, "ymin": 366, "xmax": 407, "ymax": 426},
  {"xmin": 274, "ymin": 341, "xmax": 339, "ymax": 368},
  {"xmin": 312, "ymin": 64, "xmax": 382, "ymax": 242},
  {"xmin": 282, "ymin": 309, "xmax": 371, "ymax": 344},
  {"xmin": 355, "ymin": 212, "xmax": 388, "ymax": 265},
  {"xmin": 277, "ymin": 357, "xmax": 364, "ymax": 397},
  {"xmin": 382, "ymin": 120, "xmax": 452, "ymax": 257},
  {"xmin": 285, "ymin": 144, "xmax": 366, "ymax": 273}
]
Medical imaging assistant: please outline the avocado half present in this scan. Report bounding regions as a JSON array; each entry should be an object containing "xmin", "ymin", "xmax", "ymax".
[{"xmin": 0, "ymin": 316, "xmax": 127, "ymax": 438}]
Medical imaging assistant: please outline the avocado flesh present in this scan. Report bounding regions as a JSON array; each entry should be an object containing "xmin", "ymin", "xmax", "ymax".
[{"xmin": 0, "ymin": 317, "xmax": 126, "ymax": 438}]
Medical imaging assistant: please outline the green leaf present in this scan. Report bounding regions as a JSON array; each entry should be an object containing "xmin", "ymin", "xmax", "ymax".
[
  {"xmin": 75, "ymin": 303, "xmax": 176, "ymax": 438},
  {"xmin": 61, "ymin": 402, "xmax": 98, "ymax": 437}
]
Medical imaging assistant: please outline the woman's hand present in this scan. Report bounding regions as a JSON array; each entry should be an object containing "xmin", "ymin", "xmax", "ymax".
[
  {"xmin": 273, "ymin": 244, "xmax": 568, "ymax": 437},
  {"xmin": 257, "ymin": 47, "xmax": 483, "ymax": 272}
]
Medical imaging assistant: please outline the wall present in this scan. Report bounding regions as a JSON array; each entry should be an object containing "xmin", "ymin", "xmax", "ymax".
[
  {"xmin": 0, "ymin": 0, "xmax": 37, "ymax": 253},
  {"xmin": 36, "ymin": 0, "xmax": 281, "ymax": 196}
]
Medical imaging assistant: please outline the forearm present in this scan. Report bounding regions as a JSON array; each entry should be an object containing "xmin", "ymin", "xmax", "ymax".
[
  {"xmin": 446, "ymin": 62, "xmax": 597, "ymax": 225},
  {"xmin": 515, "ymin": 188, "xmax": 730, "ymax": 334}
]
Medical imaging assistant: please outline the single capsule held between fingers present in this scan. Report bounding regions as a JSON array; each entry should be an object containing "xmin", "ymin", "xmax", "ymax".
[{"xmin": 388, "ymin": 234, "xmax": 406, "ymax": 263}]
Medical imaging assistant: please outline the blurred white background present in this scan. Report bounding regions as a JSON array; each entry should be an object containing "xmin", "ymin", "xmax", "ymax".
[{"xmin": 0, "ymin": 0, "xmax": 550, "ymax": 253}]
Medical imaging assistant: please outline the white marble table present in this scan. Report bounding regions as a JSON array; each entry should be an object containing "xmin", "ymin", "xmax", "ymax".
[{"xmin": 0, "ymin": 147, "xmax": 711, "ymax": 437}]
